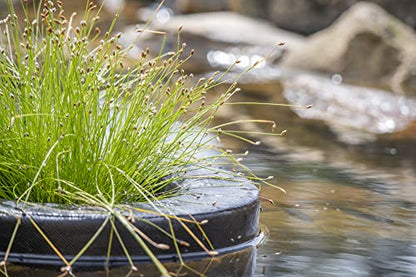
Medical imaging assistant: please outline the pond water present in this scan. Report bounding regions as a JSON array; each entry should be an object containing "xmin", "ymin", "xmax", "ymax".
[
  {"xmin": 5, "ymin": 135, "xmax": 416, "ymax": 277},
  {"xmin": 222, "ymin": 83, "xmax": 416, "ymax": 277},
  {"xmin": 249, "ymin": 146, "xmax": 416, "ymax": 277}
]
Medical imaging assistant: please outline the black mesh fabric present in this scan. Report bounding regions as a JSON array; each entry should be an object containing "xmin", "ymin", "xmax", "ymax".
[{"xmin": 0, "ymin": 170, "xmax": 260, "ymax": 268}]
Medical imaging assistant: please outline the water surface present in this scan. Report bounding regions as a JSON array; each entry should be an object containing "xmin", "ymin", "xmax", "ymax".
[{"xmin": 244, "ymin": 144, "xmax": 416, "ymax": 277}]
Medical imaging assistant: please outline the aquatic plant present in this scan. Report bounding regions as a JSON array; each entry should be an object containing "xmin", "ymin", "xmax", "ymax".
[
  {"xmin": 1, "ymin": 0, "xmax": 220, "ymax": 204},
  {"xmin": 0, "ymin": 0, "xmax": 287, "ymax": 276}
]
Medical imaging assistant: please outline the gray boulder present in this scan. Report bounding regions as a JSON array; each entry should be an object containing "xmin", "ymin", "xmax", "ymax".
[
  {"xmin": 0, "ymin": 0, "xmax": 18, "ymax": 18},
  {"xmin": 155, "ymin": 11, "xmax": 303, "ymax": 47},
  {"xmin": 0, "ymin": 1, "xmax": 6, "ymax": 18},
  {"xmin": 268, "ymin": 0, "xmax": 352, "ymax": 35},
  {"xmin": 165, "ymin": 0, "xmax": 231, "ymax": 13},
  {"xmin": 163, "ymin": 0, "xmax": 271, "ymax": 19},
  {"xmin": 126, "ymin": 11, "xmax": 305, "ymax": 73},
  {"xmin": 164, "ymin": 0, "xmax": 416, "ymax": 36},
  {"xmin": 281, "ymin": 2, "xmax": 416, "ymax": 95},
  {"xmin": 263, "ymin": 0, "xmax": 416, "ymax": 35}
]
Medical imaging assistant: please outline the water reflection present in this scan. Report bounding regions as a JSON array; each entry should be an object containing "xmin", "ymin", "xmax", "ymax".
[
  {"xmin": 241, "ymin": 148, "xmax": 416, "ymax": 277},
  {"xmin": 4, "ymin": 244, "xmax": 257, "ymax": 277},
  {"xmin": 207, "ymin": 49, "xmax": 266, "ymax": 69}
]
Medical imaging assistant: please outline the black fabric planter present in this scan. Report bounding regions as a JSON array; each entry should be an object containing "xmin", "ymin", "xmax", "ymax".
[{"xmin": 0, "ymin": 169, "xmax": 260, "ymax": 269}]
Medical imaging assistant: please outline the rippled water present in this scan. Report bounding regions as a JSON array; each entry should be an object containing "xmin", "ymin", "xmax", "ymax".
[
  {"xmin": 240, "ymin": 144, "xmax": 416, "ymax": 277},
  {"xmin": 215, "ymin": 69, "xmax": 416, "ymax": 276}
]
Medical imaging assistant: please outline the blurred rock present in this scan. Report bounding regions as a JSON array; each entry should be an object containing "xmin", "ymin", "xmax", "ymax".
[
  {"xmin": 268, "ymin": 0, "xmax": 351, "ymax": 35},
  {"xmin": 162, "ymin": 0, "xmax": 416, "ymax": 36},
  {"xmin": 0, "ymin": 1, "xmax": 6, "ymax": 18},
  {"xmin": 268, "ymin": 0, "xmax": 416, "ymax": 35},
  {"xmin": 155, "ymin": 11, "xmax": 304, "ymax": 47},
  {"xmin": 166, "ymin": 0, "xmax": 231, "ymax": 13},
  {"xmin": 162, "ymin": 0, "xmax": 268, "ymax": 17},
  {"xmin": 283, "ymin": 74, "xmax": 416, "ymax": 144},
  {"xmin": 0, "ymin": 0, "xmax": 21, "ymax": 18},
  {"xmin": 281, "ymin": 2, "xmax": 416, "ymax": 95},
  {"xmin": 99, "ymin": 0, "xmax": 125, "ymax": 13},
  {"xmin": 228, "ymin": 0, "xmax": 269, "ymax": 19},
  {"xmin": 371, "ymin": 0, "xmax": 416, "ymax": 30},
  {"xmin": 127, "ymin": 11, "xmax": 305, "ymax": 73},
  {"xmin": 380, "ymin": 121, "xmax": 416, "ymax": 142}
]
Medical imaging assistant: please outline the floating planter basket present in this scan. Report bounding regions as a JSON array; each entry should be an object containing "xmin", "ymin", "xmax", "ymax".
[
  {"xmin": 0, "ymin": 169, "xmax": 260, "ymax": 269},
  {"xmin": 0, "ymin": 1, "xmax": 269, "ymax": 275}
]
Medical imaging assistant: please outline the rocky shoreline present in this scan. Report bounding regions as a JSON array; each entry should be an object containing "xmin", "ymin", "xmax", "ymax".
[{"xmin": 123, "ymin": 1, "xmax": 416, "ymax": 146}]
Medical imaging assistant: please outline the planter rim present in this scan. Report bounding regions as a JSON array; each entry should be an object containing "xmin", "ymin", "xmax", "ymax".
[
  {"xmin": 0, "ymin": 168, "xmax": 260, "ymax": 269},
  {"xmin": 0, "ymin": 168, "xmax": 258, "ymax": 217}
]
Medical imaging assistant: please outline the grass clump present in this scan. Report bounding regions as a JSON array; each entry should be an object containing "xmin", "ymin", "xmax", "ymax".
[
  {"xmin": 0, "ymin": 1, "xmax": 289, "ymax": 275},
  {"xmin": 0, "ymin": 0, "xmax": 243, "ymax": 205}
]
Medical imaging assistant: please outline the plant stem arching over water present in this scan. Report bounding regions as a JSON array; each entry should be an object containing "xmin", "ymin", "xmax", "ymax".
[{"xmin": 0, "ymin": 1, "xmax": 288, "ymax": 275}]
